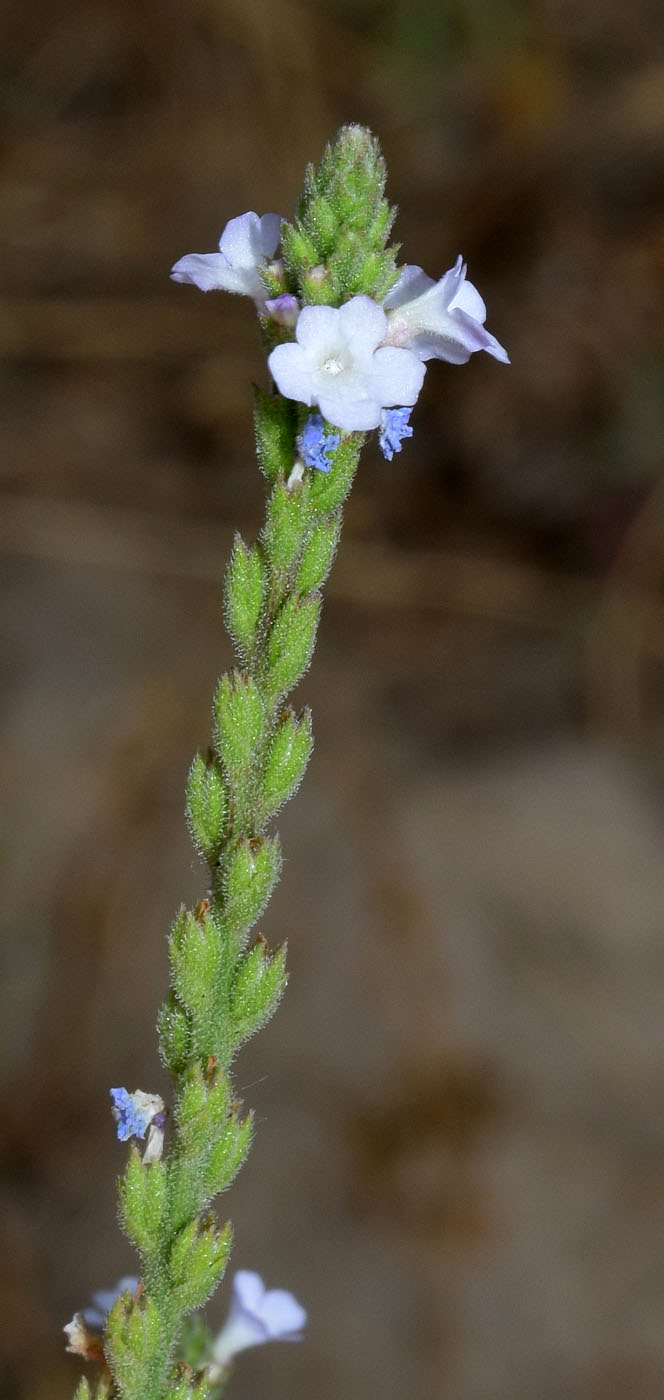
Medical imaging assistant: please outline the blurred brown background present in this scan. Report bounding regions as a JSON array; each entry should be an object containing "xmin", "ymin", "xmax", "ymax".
[{"xmin": 2, "ymin": 1, "xmax": 664, "ymax": 1397}]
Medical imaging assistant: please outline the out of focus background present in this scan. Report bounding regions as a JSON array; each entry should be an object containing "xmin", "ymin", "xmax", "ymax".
[{"xmin": 2, "ymin": 2, "xmax": 664, "ymax": 1397}]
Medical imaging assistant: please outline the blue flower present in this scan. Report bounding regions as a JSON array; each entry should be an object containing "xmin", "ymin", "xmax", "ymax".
[
  {"xmin": 297, "ymin": 414, "xmax": 340, "ymax": 474},
  {"xmin": 110, "ymin": 1088, "xmax": 166, "ymax": 1161},
  {"xmin": 379, "ymin": 407, "xmax": 413, "ymax": 461}
]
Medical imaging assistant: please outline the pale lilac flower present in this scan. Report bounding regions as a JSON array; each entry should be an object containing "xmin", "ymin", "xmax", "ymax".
[
  {"xmin": 297, "ymin": 413, "xmax": 340, "ymax": 473},
  {"xmin": 110, "ymin": 1087, "xmax": 166, "ymax": 1163},
  {"xmin": 268, "ymin": 296, "xmax": 425, "ymax": 433},
  {"xmin": 82, "ymin": 1277, "xmax": 140, "ymax": 1329},
  {"xmin": 379, "ymin": 407, "xmax": 413, "ymax": 461},
  {"xmin": 265, "ymin": 292, "xmax": 300, "ymax": 328},
  {"xmin": 170, "ymin": 212, "xmax": 282, "ymax": 302},
  {"xmin": 383, "ymin": 256, "xmax": 509, "ymax": 365},
  {"xmin": 208, "ymin": 1270, "xmax": 306, "ymax": 1376}
]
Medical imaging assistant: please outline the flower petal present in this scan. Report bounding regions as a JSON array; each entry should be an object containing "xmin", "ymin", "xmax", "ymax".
[
  {"xmin": 452, "ymin": 309, "xmax": 510, "ymax": 363},
  {"xmin": 260, "ymin": 1288, "xmax": 307, "ymax": 1339},
  {"xmin": 337, "ymin": 295, "xmax": 387, "ymax": 360},
  {"xmin": 218, "ymin": 212, "xmax": 281, "ymax": 267},
  {"xmin": 170, "ymin": 253, "xmax": 245, "ymax": 293},
  {"xmin": 317, "ymin": 391, "xmax": 381, "ymax": 432},
  {"xmin": 450, "ymin": 277, "xmax": 486, "ymax": 323},
  {"xmin": 382, "ymin": 265, "xmax": 434, "ymax": 310},
  {"xmin": 295, "ymin": 304, "xmax": 340, "ymax": 355},
  {"xmin": 370, "ymin": 346, "xmax": 426, "ymax": 406},
  {"xmin": 268, "ymin": 342, "xmax": 315, "ymax": 405}
]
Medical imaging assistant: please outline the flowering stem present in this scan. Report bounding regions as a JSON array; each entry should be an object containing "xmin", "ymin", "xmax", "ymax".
[
  {"xmin": 68, "ymin": 123, "xmax": 507, "ymax": 1400},
  {"xmin": 96, "ymin": 394, "xmax": 363, "ymax": 1400}
]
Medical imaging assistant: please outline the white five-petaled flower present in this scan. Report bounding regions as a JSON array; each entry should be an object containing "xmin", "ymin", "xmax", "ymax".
[
  {"xmin": 382, "ymin": 255, "xmax": 509, "ymax": 365},
  {"xmin": 170, "ymin": 211, "xmax": 283, "ymax": 302},
  {"xmin": 267, "ymin": 296, "xmax": 425, "ymax": 433},
  {"xmin": 208, "ymin": 1269, "xmax": 306, "ymax": 1378}
]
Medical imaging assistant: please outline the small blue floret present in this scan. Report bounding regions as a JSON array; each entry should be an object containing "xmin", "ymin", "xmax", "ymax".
[
  {"xmin": 379, "ymin": 407, "xmax": 413, "ymax": 461},
  {"xmin": 297, "ymin": 414, "xmax": 340, "ymax": 474},
  {"xmin": 110, "ymin": 1087, "xmax": 151, "ymax": 1141}
]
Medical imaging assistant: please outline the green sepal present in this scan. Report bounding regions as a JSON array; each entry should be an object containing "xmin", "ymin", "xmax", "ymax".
[
  {"xmin": 261, "ymin": 483, "xmax": 308, "ymax": 575},
  {"xmin": 186, "ymin": 751, "xmax": 227, "ymax": 865},
  {"xmin": 280, "ymin": 222, "xmax": 320, "ymax": 286},
  {"xmin": 72, "ymin": 1381, "xmax": 92, "ymax": 1400},
  {"xmin": 224, "ymin": 536, "xmax": 265, "ymax": 659},
  {"xmin": 176, "ymin": 1068, "xmax": 232, "ymax": 1157},
  {"xmin": 105, "ymin": 1290, "xmax": 162, "ymax": 1393},
  {"xmin": 169, "ymin": 907, "xmax": 222, "ymax": 1019},
  {"xmin": 167, "ymin": 1374, "xmax": 212, "ymax": 1400},
  {"xmin": 309, "ymin": 433, "xmax": 363, "ymax": 511},
  {"xmin": 213, "ymin": 671, "xmax": 265, "ymax": 792},
  {"xmin": 119, "ymin": 1147, "xmax": 167, "ymax": 1253},
  {"xmin": 230, "ymin": 940, "xmax": 287, "ymax": 1047},
  {"xmin": 178, "ymin": 1311, "xmax": 214, "ymax": 1371},
  {"xmin": 169, "ymin": 1218, "xmax": 232, "ymax": 1312},
  {"xmin": 203, "ymin": 1109, "xmax": 253, "ymax": 1196},
  {"xmin": 296, "ymin": 513, "xmax": 341, "ymax": 594},
  {"xmin": 264, "ymin": 594, "xmax": 321, "ymax": 705},
  {"xmin": 261, "ymin": 707, "xmax": 313, "ymax": 819},
  {"xmin": 253, "ymin": 387, "xmax": 296, "ymax": 483},
  {"xmin": 158, "ymin": 992, "xmax": 192, "ymax": 1074},
  {"xmin": 217, "ymin": 835, "xmax": 282, "ymax": 941}
]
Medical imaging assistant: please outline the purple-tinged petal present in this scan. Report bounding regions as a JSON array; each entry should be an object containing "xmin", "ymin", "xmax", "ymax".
[
  {"xmin": 209, "ymin": 1270, "xmax": 307, "ymax": 1373},
  {"xmin": 383, "ymin": 265, "xmax": 434, "ymax": 310},
  {"xmin": 406, "ymin": 330, "xmax": 474, "ymax": 364},
  {"xmin": 218, "ymin": 211, "xmax": 281, "ymax": 267},
  {"xmin": 170, "ymin": 253, "xmax": 239, "ymax": 292},
  {"xmin": 264, "ymin": 293, "xmax": 300, "ymax": 328},
  {"xmin": 450, "ymin": 277, "xmax": 486, "ymax": 322}
]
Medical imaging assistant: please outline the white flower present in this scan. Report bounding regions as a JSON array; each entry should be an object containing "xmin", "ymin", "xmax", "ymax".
[
  {"xmin": 208, "ymin": 1269, "xmax": 306, "ymax": 1377},
  {"xmin": 267, "ymin": 296, "xmax": 425, "ymax": 433},
  {"xmin": 383, "ymin": 255, "xmax": 509, "ymax": 365},
  {"xmin": 170, "ymin": 212, "xmax": 283, "ymax": 301}
]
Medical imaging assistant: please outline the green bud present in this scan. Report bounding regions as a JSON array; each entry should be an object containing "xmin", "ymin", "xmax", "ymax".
[
  {"xmin": 286, "ymin": 124, "xmax": 399, "ymax": 305},
  {"xmin": 105, "ymin": 1291, "xmax": 161, "ymax": 1391},
  {"xmin": 230, "ymin": 940, "xmax": 287, "ymax": 1047},
  {"xmin": 186, "ymin": 751, "xmax": 227, "ymax": 864},
  {"xmin": 296, "ymin": 513, "xmax": 341, "ymax": 594},
  {"xmin": 224, "ymin": 536, "xmax": 265, "ymax": 659},
  {"xmin": 169, "ymin": 906, "xmax": 222, "ymax": 1017},
  {"xmin": 218, "ymin": 835, "xmax": 282, "ymax": 940},
  {"xmin": 169, "ymin": 1219, "xmax": 232, "ymax": 1312},
  {"xmin": 213, "ymin": 671, "xmax": 265, "ymax": 789},
  {"xmin": 261, "ymin": 707, "xmax": 313, "ymax": 819},
  {"xmin": 253, "ymin": 386, "xmax": 296, "ymax": 483},
  {"xmin": 265, "ymin": 594, "xmax": 321, "ymax": 704},
  {"xmin": 280, "ymin": 222, "xmax": 319, "ymax": 285},
  {"xmin": 261, "ymin": 482, "xmax": 308, "ymax": 574},
  {"xmin": 309, "ymin": 433, "xmax": 362, "ymax": 512},
  {"xmin": 204, "ymin": 1108, "xmax": 253, "ymax": 1196},
  {"xmin": 158, "ymin": 992, "xmax": 191, "ymax": 1073},
  {"xmin": 176, "ymin": 1068, "xmax": 232, "ymax": 1156},
  {"xmin": 119, "ymin": 1149, "xmax": 167, "ymax": 1253}
]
